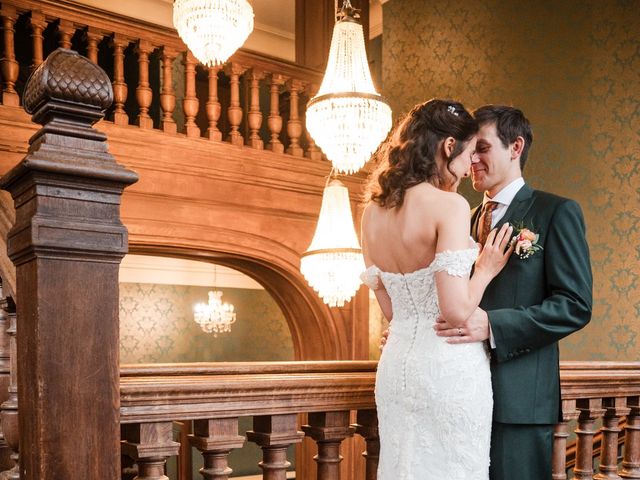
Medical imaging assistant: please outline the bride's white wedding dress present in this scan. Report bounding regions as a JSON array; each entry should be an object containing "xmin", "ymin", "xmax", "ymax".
[{"xmin": 362, "ymin": 246, "xmax": 492, "ymax": 480}]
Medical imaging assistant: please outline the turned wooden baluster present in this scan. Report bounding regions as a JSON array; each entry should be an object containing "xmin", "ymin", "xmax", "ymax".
[
  {"xmin": 0, "ymin": 294, "xmax": 18, "ymax": 479},
  {"xmin": 205, "ymin": 65, "xmax": 222, "ymax": 141},
  {"xmin": 136, "ymin": 40, "xmax": 154, "ymax": 129},
  {"xmin": 247, "ymin": 69, "xmax": 265, "ymax": 149},
  {"xmin": 595, "ymin": 397, "xmax": 630, "ymax": 479},
  {"xmin": 574, "ymin": 398, "xmax": 606, "ymax": 480},
  {"xmin": 0, "ymin": 4, "xmax": 19, "ymax": 107},
  {"xmin": 85, "ymin": 28, "xmax": 104, "ymax": 64},
  {"xmin": 352, "ymin": 410, "xmax": 379, "ymax": 480},
  {"xmin": 286, "ymin": 79, "xmax": 304, "ymax": 157},
  {"xmin": 29, "ymin": 11, "xmax": 46, "ymax": 70},
  {"xmin": 552, "ymin": 400, "xmax": 579, "ymax": 480},
  {"xmin": 189, "ymin": 418, "xmax": 245, "ymax": 480},
  {"xmin": 111, "ymin": 34, "xmax": 130, "ymax": 125},
  {"xmin": 183, "ymin": 51, "xmax": 200, "ymax": 138},
  {"xmin": 57, "ymin": 19, "xmax": 75, "ymax": 49},
  {"xmin": 621, "ymin": 396, "xmax": 640, "ymax": 479},
  {"xmin": 121, "ymin": 423, "xmax": 180, "ymax": 480},
  {"xmin": 267, "ymin": 74, "xmax": 286, "ymax": 153},
  {"xmin": 302, "ymin": 411, "xmax": 354, "ymax": 479},
  {"xmin": 225, "ymin": 62, "xmax": 247, "ymax": 146},
  {"xmin": 160, "ymin": 47, "xmax": 177, "ymax": 134},
  {"xmin": 247, "ymin": 414, "xmax": 304, "ymax": 480}
]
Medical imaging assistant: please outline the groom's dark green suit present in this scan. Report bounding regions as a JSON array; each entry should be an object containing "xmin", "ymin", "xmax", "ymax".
[{"xmin": 471, "ymin": 183, "xmax": 592, "ymax": 480}]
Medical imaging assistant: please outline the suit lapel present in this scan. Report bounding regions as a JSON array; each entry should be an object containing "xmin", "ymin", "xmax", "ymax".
[{"xmin": 495, "ymin": 183, "xmax": 535, "ymax": 230}]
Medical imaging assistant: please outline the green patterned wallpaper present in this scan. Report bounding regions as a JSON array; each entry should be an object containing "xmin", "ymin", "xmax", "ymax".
[
  {"xmin": 119, "ymin": 283, "xmax": 293, "ymax": 363},
  {"xmin": 382, "ymin": 0, "xmax": 640, "ymax": 360}
]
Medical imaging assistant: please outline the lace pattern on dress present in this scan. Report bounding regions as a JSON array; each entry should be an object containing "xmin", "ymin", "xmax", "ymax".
[
  {"xmin": 360, "ymin": 265, "xmax": 381, "ymax": 289},
  {"xmin": 430, "ymin": 246, "xmax": 478, "ymax": 277}
]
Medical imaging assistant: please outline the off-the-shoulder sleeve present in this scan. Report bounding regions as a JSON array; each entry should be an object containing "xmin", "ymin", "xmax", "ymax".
[
  {"xmin": 431, "ymin": 248, "xmax": 478, "ymax": 277},
  {"xmin": 360, "ymin": 265, "xmax": 381, "ymax": 290}
]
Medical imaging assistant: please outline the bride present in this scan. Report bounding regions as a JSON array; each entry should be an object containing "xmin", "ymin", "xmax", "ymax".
[{"xmin": 361, "ymin": 99, "xmax": 513, "ymax": 479}]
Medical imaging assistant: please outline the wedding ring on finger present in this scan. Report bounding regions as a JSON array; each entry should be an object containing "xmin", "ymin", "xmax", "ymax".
[{"xmin": 457, "ymin": 328, "xmax": 463, "ymax": 336}]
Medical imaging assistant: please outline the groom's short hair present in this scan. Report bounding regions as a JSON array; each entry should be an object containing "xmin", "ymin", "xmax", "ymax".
[{"xmin": 473, "ymin": 105, "xmax": 534, "ymax": 170}]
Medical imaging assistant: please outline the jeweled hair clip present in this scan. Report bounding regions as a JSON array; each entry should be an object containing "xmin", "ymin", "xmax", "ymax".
[{"xmin": 447, "ymin": 105, "xmax": 459, "ymax": 116}]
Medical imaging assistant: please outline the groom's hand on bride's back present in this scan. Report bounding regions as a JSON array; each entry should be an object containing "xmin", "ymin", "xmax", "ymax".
[
  {"xmin": 379, "ymin": 328, "xmax": 390, "ymax": 350},
  {"xmin": 434, "ymin": 308, "xmax": 490, "ymax": 344}
]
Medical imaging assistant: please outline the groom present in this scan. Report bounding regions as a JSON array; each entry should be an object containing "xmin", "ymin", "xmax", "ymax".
[{"xmin": 435, "ymin": 105, "xmax": 592, "ymax": 479}]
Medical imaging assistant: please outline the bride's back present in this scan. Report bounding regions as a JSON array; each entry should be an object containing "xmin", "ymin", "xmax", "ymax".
[{"xmin": 362, "ymin": 182, "xmax": 452, "ymax": 274}]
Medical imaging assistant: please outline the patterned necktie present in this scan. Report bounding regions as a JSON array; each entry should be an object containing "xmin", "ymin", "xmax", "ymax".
[{"xmin": 478, "ymin": 201, "xmax": 499, "ymax": 246}]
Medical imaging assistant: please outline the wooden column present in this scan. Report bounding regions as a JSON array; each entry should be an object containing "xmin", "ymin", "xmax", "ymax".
[
  {"xmin": 0, "ymin": 48, "xmax": 138, "ymax": 479},
  {"xmin": 111, "ymin": 34, "xmax": 130, "ymax": 125},
  {"xmin": 160, "ymin": 47, "xmax": 177, "ymax": 134},
  {"xmin": 596, "ymin": 397, "xmax": 630, "ymax": 480},
  {"xmin": 205, "ymin": 66, "xmax": 222, "ymax": 141},
  {"xmin": 57, "ymin": 19, "xmax": 74, "ymax": 49},
  {"xmin": 574, "ymin": 398, "xmax": 606, "ymax": 480},
  {"xmin": 552, "ymin": 400, "xmax": 579, "ymax": 480},
  {"xmin": 286, "ymin": 79, "xmax": 304, "ymax": 157},
  {"xmin": 247, "ymin": 414, "xmax": 304, "ymax": 480},
  {"xmin": 352, "ymin": 410, "xmax": 379, "ymax": 480},
  {"xmin": 183, "ymin": 51, "xmax": 200, "ymax": 138},
  {"xmin": 267, "ymin": 74, "xmax": 286, "ymax": 153},
  {"xmin": 85, "ymin": 28, "xmax": 103, "ymax": 64},
  {"xmin": 302, "ymin": 411, "xmax": 354, "ymax": 479},
  {"xmin": 225, "ymin": 63, "xmax": 246, "ymax": 146},
  {"xmin": 0, "ymin": 290, "xmax": 15, "ymax": 476},
  {"xmin": 28, "ymin": 11, "xmax": 46, "ymax": 70},
  {"xmin": 189, "ymin": 418, "xmax": 245, "ymax": 480},
  {"xmin": 136, "ymin": 40, "xmax": 154, "ymax": 129},
  {"xmin": 0, "ymin": 4, "xmax": 19, "ymax": 107},
  {"xmin": 121, "ymin": 422, "xmax": 180, "ymax": 480},
  {"xmin": 247, "ymin": 69, "xmax": 265, "ymax": 149},
  {"xmin": 621, "ymin": 396, "xmax": 640, "ymax": 479}
]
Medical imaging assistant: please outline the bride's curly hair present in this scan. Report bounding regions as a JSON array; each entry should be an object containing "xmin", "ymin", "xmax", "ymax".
[{"xmin": 367, "ymin": 99, "xmax": 478, "ymax": 208}]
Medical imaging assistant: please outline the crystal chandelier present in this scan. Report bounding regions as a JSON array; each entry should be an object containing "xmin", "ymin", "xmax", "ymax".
[
  {"xmin": 193, "ymin": 267, "xmax": 237, "ymax": 335},
  {"xmin": 305, "ymin": 0, "xmax": 392, "ymax": 175},
  {"xmin": 173, "ymin": 0, "xmax": 254, "ymax": 67},
  {"xmin": 300, "ymin": 179, "xmax": 365, "ymax": 307}
]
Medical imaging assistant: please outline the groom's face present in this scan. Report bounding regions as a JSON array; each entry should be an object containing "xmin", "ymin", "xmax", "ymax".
[{"xmin": 471, "ymin": 122, "xmax": 514, "ymax": 195}]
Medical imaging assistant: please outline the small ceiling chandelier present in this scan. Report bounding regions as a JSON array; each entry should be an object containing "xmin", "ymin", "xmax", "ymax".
[
  {"xmin": 305, "ymin": 0, "xmax": 392, "ymax": 175},
  {"xmin": 193, "ymin": 266, "xmax": 237, "ymax": 336},
  {"xmin": 173, "ymin": 0, "xmax": 254, "ymax": 67},
  {"xmin": 300, "ymin": 178, "xmax": 365, "ymax": 307}
]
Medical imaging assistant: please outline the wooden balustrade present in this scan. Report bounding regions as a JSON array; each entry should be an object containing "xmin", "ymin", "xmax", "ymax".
[{"xmin": 0, "ymin": 0, "xmax": 324, "ymax": 160}]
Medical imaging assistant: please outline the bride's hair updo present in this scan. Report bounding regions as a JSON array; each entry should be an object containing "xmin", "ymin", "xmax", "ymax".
[{"xmin": 367, "ymin": 99, "xmax": 477, "ymax": 208}]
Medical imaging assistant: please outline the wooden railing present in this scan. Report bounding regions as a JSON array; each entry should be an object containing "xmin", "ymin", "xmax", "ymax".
[{"xmin": 0, "ymin": 0, "xmax": 324, "ymax": 159}]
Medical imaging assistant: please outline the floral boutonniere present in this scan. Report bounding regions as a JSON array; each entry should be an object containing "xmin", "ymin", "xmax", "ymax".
[{"xmin": 510, "ymin": 226, "xmax": 543, "ymax": 259}]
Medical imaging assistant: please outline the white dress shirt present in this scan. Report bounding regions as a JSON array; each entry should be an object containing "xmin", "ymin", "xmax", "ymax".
[
  {"xmin": 481, "ymin": 177, "xmax": 525, "ymax": 348},
  {"xmin": 482, "ymin": 177, "xmax": 526, "ymax": 228}
]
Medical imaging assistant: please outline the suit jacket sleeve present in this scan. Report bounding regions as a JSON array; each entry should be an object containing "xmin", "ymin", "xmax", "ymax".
[{"xmin": 488, "ymin": 199, "xmax": 593, "ymax": 363}]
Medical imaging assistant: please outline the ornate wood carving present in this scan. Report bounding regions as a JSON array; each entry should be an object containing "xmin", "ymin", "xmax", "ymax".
[
  {"xmin": 302, "ymin": 411, "xmax": 354, "ymax": 479},
  {"xmin": 121, "ymin": 422, "xmax": 180, "ymax": 480},
  {"xmin": 183, "ymin": 51, "xmax": 200, "ymax": 138},
  {"xmin": 189, "ymin": 418, "xmax": 245, "ymax": 480},
  {"xmin": 248, "ymin": 69, "xmax": 265, "ymax": 149},
  {"xmin": 286, "ymin": 79, "xmax": 304, "ymax": 157},
  {"xmin": 574, "ymin": 398, "xmax": 606, "ymax": 479},
  {"xmin": 0, "ymin": 4, "xmax": 19, "ymax": 107},
  {"xmin": 621, "ymin": 396, "xmax": 640, "ymax": 479},
  {"xmin": 136, "ymin": 39, "xmax": 154, "ymax": 129},
  {"xmin": 553, "ymin": 399, "xmax": 579, "ymax": 480},
  {"xmin": 56, "ymin": 19, "xmax": 75, "ymax": 49},
  {"xmin": 28, "ymin": 11, "xmax": 46, "ymax": 69},
  {"xmin": 0, "ymin": 290, "xmax": 16, "ymax": 476},
  {"xmin": 0, "ymin": 48, "xmax": 137, "ymax": 479},
  {"xmin": 267, "ymin": 73, "xmax": 286, "ymax": 153},
  {"xmin": 111, "ymin": 34, "xmax": 130, "ymax": 125},
  {"xmin": 225, "ymin": 62, "xmax": 246, "ymax": 146},
  {"xmin": 160, "ymin": 47, "xmax": 177, "ymax": 134},
  {"xmin": 85, "ymin": 27, "xmax": 104, "ymax": 64},
  {"xmin": 247, "ymin": 414, "xmax": 304, "ymax": 480},
  {"xmin": 205, "ymin": 66, "xmax": 222, "ymax": 141}
]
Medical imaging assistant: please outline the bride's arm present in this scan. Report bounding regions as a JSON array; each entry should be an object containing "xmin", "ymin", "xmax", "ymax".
[{"xmin": 435, "ymin": 195, "xmax": 512, "ymax": 327}]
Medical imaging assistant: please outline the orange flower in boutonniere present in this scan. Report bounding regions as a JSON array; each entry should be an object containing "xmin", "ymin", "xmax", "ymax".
[{"xmin": 511, "ymin": 227, "xmax": 543, "ymax": 259}]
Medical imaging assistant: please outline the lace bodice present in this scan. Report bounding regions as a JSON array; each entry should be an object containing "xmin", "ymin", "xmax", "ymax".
[{"xmin": 364, "ymin": 246, "xmax": 492, "ymax": 480}]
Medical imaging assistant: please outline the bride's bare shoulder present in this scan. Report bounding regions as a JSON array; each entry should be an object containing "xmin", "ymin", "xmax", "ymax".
[{"xmin": 409, "ymin": 185, "xmax": 470, "ymax": 211}]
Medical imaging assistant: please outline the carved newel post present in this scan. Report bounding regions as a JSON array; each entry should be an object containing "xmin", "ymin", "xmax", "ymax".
[{"xmin": 0, "ymin": 48, "xmax": 138, "ymax": 479}]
